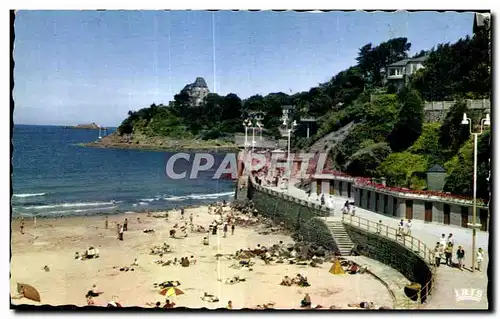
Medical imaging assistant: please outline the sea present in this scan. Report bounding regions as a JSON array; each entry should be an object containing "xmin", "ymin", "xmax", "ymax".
[{"xmin": 11, "ymin": 125, "xmax": 236, "ymax": 218}]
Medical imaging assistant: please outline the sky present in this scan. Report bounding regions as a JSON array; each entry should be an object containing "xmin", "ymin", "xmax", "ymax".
[{"xmin": 13, "ymin": 10, "xmax": 475, "ymax": 127}]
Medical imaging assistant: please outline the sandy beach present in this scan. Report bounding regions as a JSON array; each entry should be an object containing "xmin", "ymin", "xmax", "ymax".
[{"xmin": 10, "ymin": 205, "xmax": 394, "ymax": 309}]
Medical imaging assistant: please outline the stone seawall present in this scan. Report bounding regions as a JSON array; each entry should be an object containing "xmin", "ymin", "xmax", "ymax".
[
  {"xmin": 344, "ymin": 225, "xmax": 433, "ymax": 303},
  {"xmin": 247, "ymin": 182, "xmax": 338, "ymax": 251}
]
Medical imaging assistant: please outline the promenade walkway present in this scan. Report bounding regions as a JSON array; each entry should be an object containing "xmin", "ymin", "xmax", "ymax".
[{"xmin": 262, "ymin": 183, "xmax": 489, "ymax": 309}]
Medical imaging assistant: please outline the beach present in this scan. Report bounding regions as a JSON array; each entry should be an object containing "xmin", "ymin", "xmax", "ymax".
[{"xmin": 10, "ymin": 205, "xmax": 394, "ymax": 309}]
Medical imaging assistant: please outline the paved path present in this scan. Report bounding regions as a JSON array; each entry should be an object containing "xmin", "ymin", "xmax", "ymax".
[{"xmin": 263, "ymin": 184, "xmax": 489, "ymax": 309}]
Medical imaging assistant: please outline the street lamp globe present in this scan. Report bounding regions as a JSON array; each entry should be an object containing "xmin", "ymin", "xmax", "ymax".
[
  {"xmin": 461, "ymin": 113, "xmax": 469, "ymax": 125},
  {"xmin": 484, "ymin": 113, "xmax": 491, "ymax": 126}
]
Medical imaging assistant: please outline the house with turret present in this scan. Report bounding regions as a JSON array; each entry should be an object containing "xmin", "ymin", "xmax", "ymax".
[{"xmin": 181, "ymin": 77, "xmax": 210, "ymax": 106}]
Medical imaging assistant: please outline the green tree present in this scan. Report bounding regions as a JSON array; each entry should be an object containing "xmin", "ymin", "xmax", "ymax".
[
  {"xmin": 377, "ymin": 152, "xmax": 428, "ymax": 187},
  {"xmin": 356, "ymin": 38, "xmax": 411, "ymax": 86},
  {"xmin": 438, "ymin": 100, "xmax": 470, "ymax": 159},
  {"xmin": 408, "ymin": 122, "xmax": 444, "ymax": 165},
  {"xmin": 444, "ymin": 130, "xmax": 490, "ymax": 200},
  {"xmin": 387, "ymin": 88, "xmax": 424, "ymax": 151}
]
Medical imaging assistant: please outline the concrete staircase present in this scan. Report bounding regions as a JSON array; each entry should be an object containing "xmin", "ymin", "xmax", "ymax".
[{"xmin": 326, "ymin": 220, "xmax": 354, "ymax": 256}]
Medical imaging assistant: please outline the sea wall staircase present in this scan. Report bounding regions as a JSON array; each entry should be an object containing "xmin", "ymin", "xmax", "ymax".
[{"xmin": 326, "ymin": 219, "xmax": 354, "ymax": 256}]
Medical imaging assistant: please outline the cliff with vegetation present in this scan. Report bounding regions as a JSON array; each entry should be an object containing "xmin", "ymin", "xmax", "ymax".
[{"xmin": 106, "ymin": 18, "xmax": 490, "ymax": 200}]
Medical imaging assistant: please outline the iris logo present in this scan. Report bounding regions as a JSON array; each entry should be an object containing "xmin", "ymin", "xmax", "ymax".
[{"xmin": 454, "ymin": 288, "xmax": 483, "ymax": 303}]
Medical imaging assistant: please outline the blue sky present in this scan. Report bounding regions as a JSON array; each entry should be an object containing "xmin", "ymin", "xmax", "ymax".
[{"xmin": 14, "ymin": 10, "xmax": 475, "ymax": 126}]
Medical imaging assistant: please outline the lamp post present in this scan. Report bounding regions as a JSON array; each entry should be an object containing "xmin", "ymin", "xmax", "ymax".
[
  {"xmin": 461, "ymin": 112, "xmax": 490, "ymax": 272},
  {"xmin": 281, "ymin": 108, "xmax": 297, "ymax": 192},
  {"xmin": 243, "ymin": 119, "xmax": 251, "ymax": 151},
  {"xmin": 255, "ymin": 114, "xmax": 264, "ymax": 141},
  {"xmin": 251, "ymin": 123, "xmax": 256, "ymax": 152}
]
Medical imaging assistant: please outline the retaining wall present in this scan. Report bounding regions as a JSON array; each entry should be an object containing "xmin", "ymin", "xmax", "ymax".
[
  {"xmin": 246, "ymin": 181, "xmax": 338, "ymax": 251},
  {"xmin": 344, "ymin": 225, "xmax": 433, "ymax": 303}
]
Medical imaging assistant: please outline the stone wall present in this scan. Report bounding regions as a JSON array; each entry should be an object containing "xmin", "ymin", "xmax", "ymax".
[
  {"xmin": 345, "ymin": 225, "xmax": 433, "ymax": 303},
  {"xmin": 247, "ymin": 182, "xmax": 338, "ymax": 251},
  {"xmin": 424, "ymin": 99, "xmax": 490, "ymax": 122}
]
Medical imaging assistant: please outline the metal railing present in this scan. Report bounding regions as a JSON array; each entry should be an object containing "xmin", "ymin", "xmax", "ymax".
[
  {"xmin": 250, "ymin": 179, "xmax": 330, "ymax": 216},
  {"xmin": 342, "ymin": 214, "xmax": 437, "ymax": 309}
]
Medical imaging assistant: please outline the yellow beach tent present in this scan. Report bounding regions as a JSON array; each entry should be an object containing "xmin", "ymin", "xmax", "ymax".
[{"xmin": 329, "ymin": 259, "xmax": 345, "ymax": 275}]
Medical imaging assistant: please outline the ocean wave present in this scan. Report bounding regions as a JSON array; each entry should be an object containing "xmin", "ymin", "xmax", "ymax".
[
  {"xmin": 18, "ymin": 206, "xmax": 118, "ymax": 216},
  {"xmin": 22, "ymin": 201, "xmax": 116, "ymax": 210},
  {"xmin": 133, "ymin": 202, "xmax": 149, "ymax": 207},
  {"xmin": 163, "ymin": 191, "xmax": 234, "ymax": 202},
  {"xmin": 13, "ymin": 193, "xmax": 46, "ymax": 198},
  {"xmin": 140, "ymin": 198, "xmax": 157, "ymax": 202}
]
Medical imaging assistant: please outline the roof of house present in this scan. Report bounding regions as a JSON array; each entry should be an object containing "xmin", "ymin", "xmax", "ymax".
[
  {"xmin": 387, "ymin": 56, "xmax": 428, "ymax": 68},
  {"xmin": 427, "ymin": 164, "xmax": 446, "ymax": 173}
]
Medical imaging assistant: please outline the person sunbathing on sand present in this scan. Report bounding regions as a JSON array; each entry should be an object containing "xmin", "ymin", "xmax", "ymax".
[
  {"xmin": 180, "ymin": 257, "xmax": 190, "ymax": 267},
  {"xmin": 189, "ymin": 255, "xmax": 197, "ymax": 265},
  {"xmin": 202, "ymin": 237, "xmax": 209, "ymax": 246},
  {"xmin": 225, "ymin": 276, "xmax": 246, "ymax": 284},
  {"xmin": 86, "ymin": 295, "xmax": 95, "ymax": 306},
  {"xmin": 85, "ymin": 246, "xmax": 98, "ymax": 259},
  {"xmin": 170, "ymin": 229, "xmax": 176, "ymax": 238},
  {"xmin": 280, "ymin": 276, "xmax": 293, "ymax": 286},
  {"xmin": 86, "ymin": 284, "xmax": 103, "ymax": 298},
  {"xmin": 163, "ymin": 299, "xmax": 176, "ymax": 309},
  {"xmin": 131, "ymin": 258, "xmax": 139, "ymax": 266},
  {"xmin": 201, "ymin": 292, "xmax": 219, "ymax": 303},
  {"xmin": 300, "ymin": 293, "xmax": 312, "ymax": 308},
  {"xmin": 348, "ymin": 301, "xmax": 375, "ymax": 309},
  {"xmin": 255, "ymin": 302, "xmax": 275, "ymax": 309}
]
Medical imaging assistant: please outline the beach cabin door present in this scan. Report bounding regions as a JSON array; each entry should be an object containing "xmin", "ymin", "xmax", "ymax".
[
  {"xmin": 338, "ymin": 181, "xmax": 343, "ymax": 196},
  {"xmin": 316, "ymin": 181, "xmax": 321, "ymax": 195},
  {"xmin": 443, "ymin": 204, "xmax": 450, "ymax": 225},
  {"xmin": 405, "ymin": 200, "xmax": 413, "ymax": 219},
  {"xmin": 424, "ymin": 202, "xmax": 433, "ymax": 222},
  {"xmin": 366, "ymin": 191, "xmax": 371, "ymax": 210},
  {"xmin": 392, "ymin": 197, "xmax": 398, "ymax": 216},
  {"xmin": 374, "ymin": 193, "xmax": 379, "ymax": 212},
  {"xmin": 347, "ymin": 183, "xmax": 352, "ymax": 198},
  {"xmin": 461, "ymin": 207, "xmax": 469, "ymax": 228},
  {"xmin": 383, "ymin": 195, "xmax": 388, "ymax": 214},
  {"xmin": 330, "ymin": 181, "xmax": 334, "ymax": 195}
]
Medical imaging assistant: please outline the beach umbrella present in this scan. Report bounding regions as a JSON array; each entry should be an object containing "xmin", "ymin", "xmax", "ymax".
[
  {"xmin": 17, "ymin": 283, "xmax": 41, "ymax": 302},
  {"xmin": 106, "ymin": 301, "xmax": 123, "ymax": 307},
  {"xmin": 160, "ymin": 287, "xmax": 184, "ymax": 297}
]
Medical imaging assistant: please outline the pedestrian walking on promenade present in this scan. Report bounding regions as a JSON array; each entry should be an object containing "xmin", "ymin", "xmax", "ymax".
[
  {"xmin": 445, "ymin": 242, "xmax": 453, "ymax": 266},
  {"xmin": 397, "ymin": 219, "xmax": 405, "ymax": 236},
  {"xmin": 405, "ymin": 219, "xmax": 412, "ymax": 236},
  {"xmin": 434, "ymin": 243, "xmax": 441, "ymax": 267},
  {"xmin": 439, "ymin": 234, "xmax": 447, "ymax": 247},
  {"xmin": 476, "ymin": 248, "xmax": 484, "ymax": 272},
  {"xmin": 456, "ymin": 246, "xmax": 465, "ymax": 270}
]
